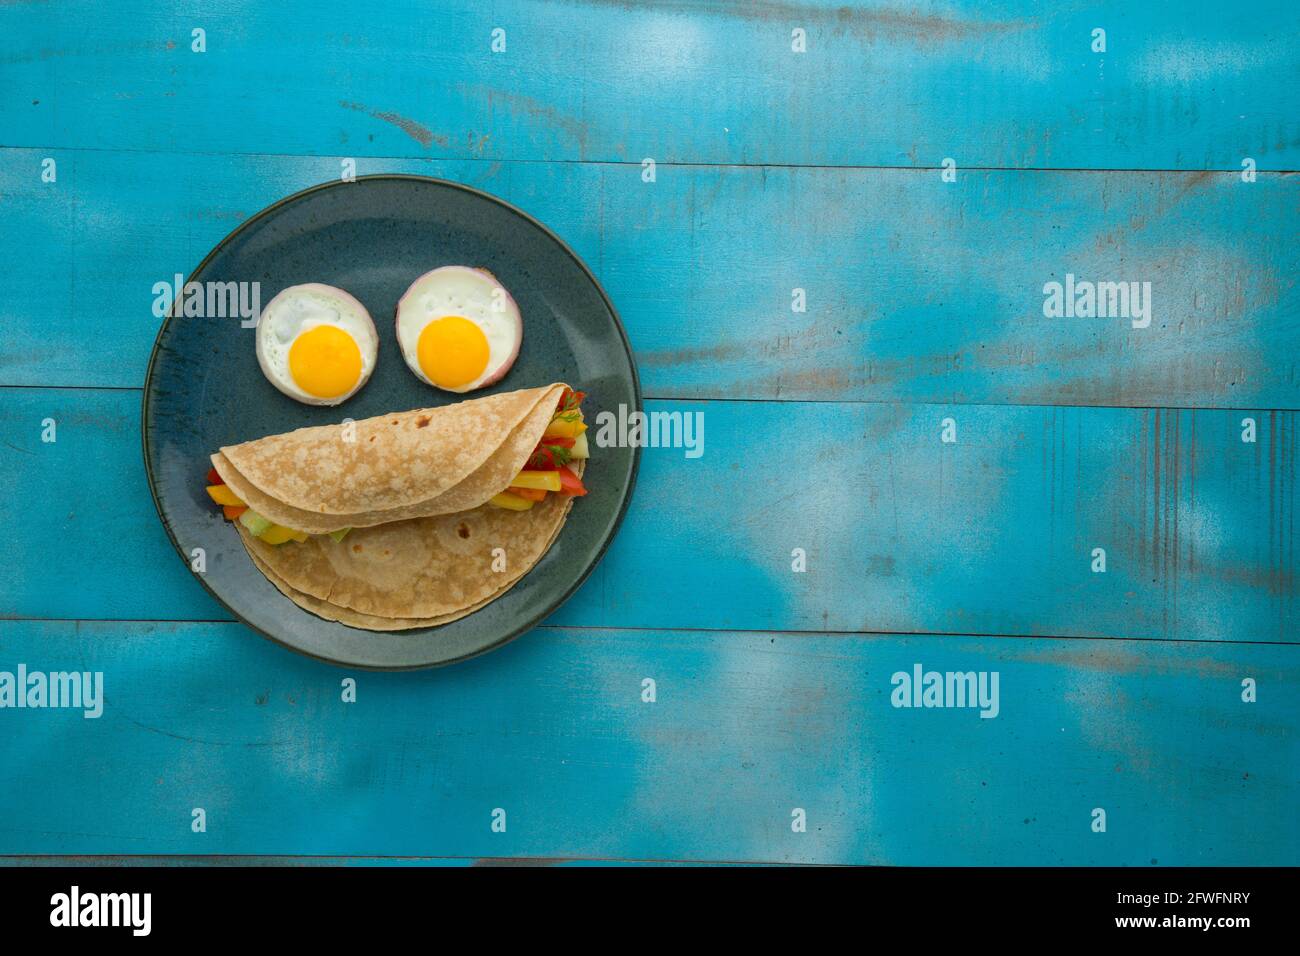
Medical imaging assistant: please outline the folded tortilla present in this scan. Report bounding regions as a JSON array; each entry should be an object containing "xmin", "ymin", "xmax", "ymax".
[
  {"xmin": 212, "ymin": 383, "xmax": 567, "ymax": 533},
  {"xmin": 214, "ymin": 384, "xmax": 583, "ymax": 631}
]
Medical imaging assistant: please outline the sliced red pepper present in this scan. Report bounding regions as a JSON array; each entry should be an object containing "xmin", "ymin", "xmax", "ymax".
[
  {"xmin": 556, "ymin": 465, "xmax": 587, "ymax": 497},
  {"xmin": 207, "ymin": 467, "xmax": 224, "ymax": 485},
  {"xmin": 556, "ymin": 388, "xmax": 586, "ymax": 411},
  {"xmin": 527, "ymin": 449, "xmax": 557, "ymax": 470},
  {"xmin": 222, "ymin": 504, "xmax": 247, "ymax": 520},
  {"xmin": 527, "ymin": 439, "xmax": 575, "ymax": 470}
]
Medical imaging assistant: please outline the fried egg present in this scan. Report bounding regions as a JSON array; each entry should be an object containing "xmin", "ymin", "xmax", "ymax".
[
  {"xmin": 256, "ymin": 284, "xmax": 378, "ymax": 406},
  {"xmin": 395, "ymin": 266, "xmax": 522, "ymax": 393}
]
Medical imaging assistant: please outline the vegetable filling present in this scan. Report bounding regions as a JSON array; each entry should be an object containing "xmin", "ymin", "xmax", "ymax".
[{"xmin": 490, "ymin": 387, "xmax": 589, "ymax": 511}]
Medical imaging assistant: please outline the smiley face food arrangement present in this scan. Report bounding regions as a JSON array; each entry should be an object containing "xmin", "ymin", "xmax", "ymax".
[{"xmin": 208, "ymin": 267, "xmax": 591, "ymax": 631}]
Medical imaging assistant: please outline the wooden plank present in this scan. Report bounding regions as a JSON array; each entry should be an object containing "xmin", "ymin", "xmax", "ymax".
[
  {"xmin": 2, "ymin": 387, "xmax": 1294, "ymax": 642},
  {"xmin": 0, "ymin": 620, "xmax": 1293, "ymax": 864},
  {"xmin": 1, "ymin": 148, "xmax": 1296, "ymax": 406},
  {"xmin": 2, "ymin": 1, "xmax": 1296, "ymax": 170}
]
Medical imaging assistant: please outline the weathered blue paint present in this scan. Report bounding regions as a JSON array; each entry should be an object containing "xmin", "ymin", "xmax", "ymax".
[
  {"xmin": 1, "ymin": 1, "xmax": 1296, "ymax": 169},
  {"xmin": 0, "ymin": 0, "xmax": 1295, "ymax": 866},
  {"xmin": 1, "ymin": 387, "xmax": 1294, "ymax": 642},
  {"xmin": 0, "ymin": 621, "xmax": 1294, "ymax": 865},
  {"xmin": 1, "ymin": 150, "xmax": 1296, "ymax": 407}
]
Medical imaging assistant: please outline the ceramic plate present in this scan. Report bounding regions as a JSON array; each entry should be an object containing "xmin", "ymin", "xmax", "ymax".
[{"xmin": 143, "ymin": 175, "xmax": 640, "ymax": 669}]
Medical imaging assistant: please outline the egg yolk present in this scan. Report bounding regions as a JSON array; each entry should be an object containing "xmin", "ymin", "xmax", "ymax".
[
  {"xmin": 418, "ymin": 316, "xmax": 490, "ymax": 388},
  {"xmin": 288, "ymin": 325, "xmax": 363, "ymax": 398}
]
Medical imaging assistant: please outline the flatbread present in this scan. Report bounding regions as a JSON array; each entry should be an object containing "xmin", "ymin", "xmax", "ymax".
[
  {"xmin": 218, "ymin": 381, "xmax": 587, "ymax": 632},
  {"xmin": 214, "ymin": 383, "xmax": 564, "ymax": 526},
  {"xmin": 238, "ymin": 488, "xmax": 572, "ymax": 618},
  {"xmin": 212, "ymin": 384, "xmax": 565, "ymax": 533},
  {"xmin": 242, "ymin": 489, "xmax": 574, "ymax": 631}
]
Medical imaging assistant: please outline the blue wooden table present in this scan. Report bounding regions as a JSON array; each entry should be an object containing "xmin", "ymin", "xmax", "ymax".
[{"xmin": 1, "ymin": 1, "xmax": 1297, "ymax": 866}]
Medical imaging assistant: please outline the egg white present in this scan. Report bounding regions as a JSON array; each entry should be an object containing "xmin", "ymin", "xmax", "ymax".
[
  {"xmin": 395, "ymin": 266, "xmax": 522, "ymax": 393},
  {"xmin": 255, "ymin": 283, "xmax": 378, "ymax": 406}
]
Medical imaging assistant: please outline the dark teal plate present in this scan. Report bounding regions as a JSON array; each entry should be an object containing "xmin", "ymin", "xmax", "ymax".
[{"xmin": 143, "ymin": 175, "xmax": 640, "ymax": 669}]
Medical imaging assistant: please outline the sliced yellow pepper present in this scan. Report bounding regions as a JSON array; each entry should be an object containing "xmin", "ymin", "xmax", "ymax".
[
  {"xmin": 259, "ymin": 524, "xmax": 299, "ymax": 545},
  {"xmin": 543, "ymin": 417, "xmax": 587, "ymax": 439},
  {"xmin": 508, "ymin": 485, "xmax": 547, "ymax": 501},
  {"xmin": 509, "ymin": 470, "xmax": 563, "ymax": 491},
  {"xmin": 489, "ymin": 491, "xmax": 536, "ymax": 511},
  {"xmin": 206, "ymin": 484, "xmax": 245, "ymax": 507}
]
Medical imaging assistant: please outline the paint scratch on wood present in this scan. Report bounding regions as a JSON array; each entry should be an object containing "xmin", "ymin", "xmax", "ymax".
[{"xmin": 338, "ymin": 100, "xmax": 445, "ymax": 148}]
